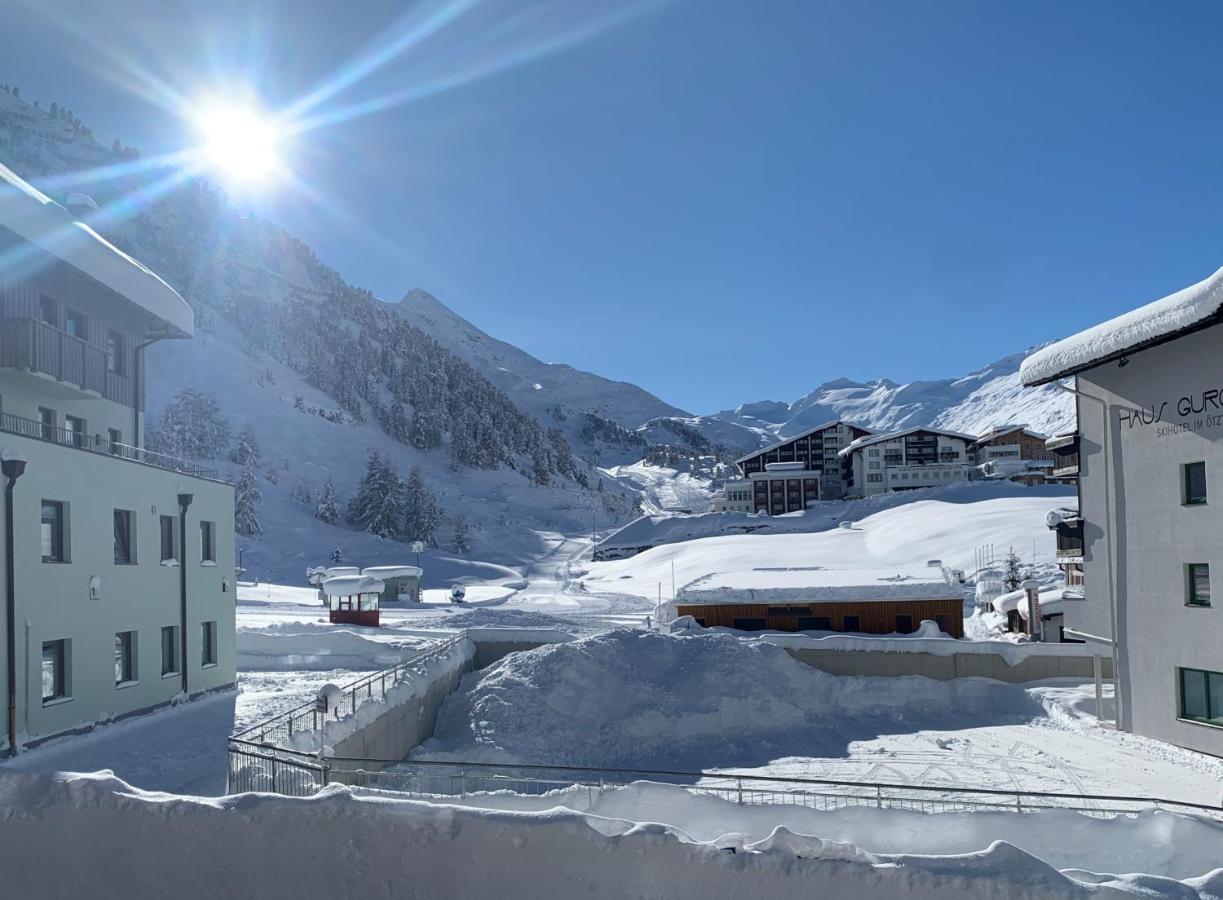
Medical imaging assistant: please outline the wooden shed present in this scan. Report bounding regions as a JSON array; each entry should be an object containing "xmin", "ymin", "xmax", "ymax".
[{"xmin": 672, "ymin": 565, "xmax": 964, "ymax": 638}]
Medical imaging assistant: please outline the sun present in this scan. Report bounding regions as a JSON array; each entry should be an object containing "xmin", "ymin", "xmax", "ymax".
[{"xmin": 193, "ymin": 104, "xmax": 283, "ymax": 182}]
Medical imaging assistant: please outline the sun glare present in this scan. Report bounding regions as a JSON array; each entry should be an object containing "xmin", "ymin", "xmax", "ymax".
[{"xmin": 194, "ymin": 104, "xmax": 283, "ymax": 182}]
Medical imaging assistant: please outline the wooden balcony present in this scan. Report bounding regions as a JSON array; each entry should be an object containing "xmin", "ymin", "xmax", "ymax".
[{"xmin": 0, "ymin": 317, "xmax": 141, "ymax": 409}]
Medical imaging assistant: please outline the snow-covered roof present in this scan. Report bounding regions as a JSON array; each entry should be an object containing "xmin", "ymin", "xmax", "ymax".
[
  {"xmin": 676, "ymin": 565, "xmax": 960, "ymax": 606},
  {"xmin": 1020, "ymin": 265, "xmax": 1223, "ymax": 386},
  {"xmin": 1045, "ymin": 432, "xmax": 1078, "ymax": 452},
  {"xmin": 1045, "ymin": 506, "xmax": 1081, "ymax": 529},
  {"xmin": 0, "ymin": 162, "xmax": 192, "ymax": 338},
  {"xmin": 735, "ymin": 419, "xmax": 873, "ymax": 465},
  {"xmin": 324, "ymin": 566, "xmax": 361, "ymax": 578},
  {"xmin": 838, "ymin": 426, "xmax": 979, "ymax": 458},
  {"xmin": 971, "ymin": 424, "xmax": 1047, "ymax": 445},
  {"xmin": 321, "ymin": 575, "xmax": 385, "ymax": 597},
  {"xmin": 361, "ymin": 565, "xmax": 422, "ymax": 579}
]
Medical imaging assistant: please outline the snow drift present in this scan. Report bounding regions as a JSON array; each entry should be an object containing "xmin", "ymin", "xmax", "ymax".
[{"xmin": 413, "ymin": 631, "xmax": 1045, "ymax": 770}]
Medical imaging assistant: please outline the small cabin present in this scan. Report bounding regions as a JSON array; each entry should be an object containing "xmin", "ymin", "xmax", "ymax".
[
  {"xmin": 361, "ymin": 565, "xmax": 423, "ymax": 604},
  {"xmin": 322, "ymin": 574, "xmax": 385, "ymax": 627}
]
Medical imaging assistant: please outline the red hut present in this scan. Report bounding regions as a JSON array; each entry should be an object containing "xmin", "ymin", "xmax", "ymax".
[{"xmin": 322, "ymin": 574, "xmax": 385, "ymax": 627}]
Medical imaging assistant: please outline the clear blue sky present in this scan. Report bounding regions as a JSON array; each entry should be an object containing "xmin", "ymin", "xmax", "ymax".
[{"xmin": 8, "ymin": 0, "xmax": 1223, "ymax": 413}]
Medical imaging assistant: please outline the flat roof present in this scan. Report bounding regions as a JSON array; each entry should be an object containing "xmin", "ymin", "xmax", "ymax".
[
  {"xmin": 676, "ymin": 565, "xmax": 960, "ymax": 605},
  {"xmin": 0, "ymin": 163, "xmax": 193, "ymax": 338},
  {"xmin": 1020, "ymin": 264, "xmax": 1223, "ymax": 386}
]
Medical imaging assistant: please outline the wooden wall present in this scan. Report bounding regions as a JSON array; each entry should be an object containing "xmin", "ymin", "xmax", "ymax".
[{"xmin": 676, "ymin": 598, "xmax": 965, "ymax": 638}]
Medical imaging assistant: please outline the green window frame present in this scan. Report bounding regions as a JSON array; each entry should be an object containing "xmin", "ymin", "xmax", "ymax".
[
  {"xmin": 1179, "ymin": 667, "xmax": 1223, "ymax": 726},
  {"xmin": 1186, "ymin": 563, "xmax": 1211, "ymax": 607},
  {"xmin": 1183, "ymin": 461, "xmax": 1208, "ymax": 506}
]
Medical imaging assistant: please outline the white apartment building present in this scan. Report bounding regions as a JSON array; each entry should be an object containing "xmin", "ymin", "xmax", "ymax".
[
  {"xmin": 839, "ymin": 426, "xmax": 976, "ymax": 498},
  {"xmin": 731, "ymin": 420, "xmax": 872, "ymax": 509},
  {"xmin": 713, "ymin": 462, "xmax": 823, "ymax": 515},
  {"xmin": 0, "ymin": 164, "xmax": 235, "ymax": 754},
  {"xmin": 1021, "ymin": 264, "xmax": 1223, "ymax": 756}
]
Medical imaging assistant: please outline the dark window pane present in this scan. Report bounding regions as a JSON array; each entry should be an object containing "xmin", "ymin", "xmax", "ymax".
[
  {"xmin": 895, "ymin": 615, "xmax": 914, "ymax": 633},
  {"xmin": 1209, "ymin": 672, "xmax": 1223, "ymax": 726},
  {"xmin": 1182, "ymin": 668, "xmax": 1209, "ymax": 720},
  {"xmin": 1188, "ymin": 564, "xmax": 1211, "ymax": 606},
  {"xmin": 1185, "ymin": 462, "xmax": 1207, "ymax": 505},
  {"xmin": 842, "ymin": 616, "xmax": 861, "ymax": 631},
  {"xmin": 732, "ymin": 618, "xmax": 768, "ymax": 631},
  {"xmin": 114, "ymin": 510, "xmax": 132, "ymax": 564}
]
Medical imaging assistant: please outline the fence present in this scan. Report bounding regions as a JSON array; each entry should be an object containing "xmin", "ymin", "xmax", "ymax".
[
  {"xmin": 230, "ymin": 634, "xmax": 469, "ymax": 751},
  {"xmin": 229, "ymin": 748, "xmax": 1223, "ymax": 820}
]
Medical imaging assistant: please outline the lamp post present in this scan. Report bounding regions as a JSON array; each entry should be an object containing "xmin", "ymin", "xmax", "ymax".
[{"xmin": 3, "ymin": 453, "xmax": 27, "ymax": 755}]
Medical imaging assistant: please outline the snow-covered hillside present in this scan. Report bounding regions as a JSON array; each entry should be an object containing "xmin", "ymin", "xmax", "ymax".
[
  {"xmin": 712, "ymin": 349, "xmax": 1075, "ymax": 441},
  {"xmin": 395, "ymin": 288, "xmax": 685, "ymax": 430}
]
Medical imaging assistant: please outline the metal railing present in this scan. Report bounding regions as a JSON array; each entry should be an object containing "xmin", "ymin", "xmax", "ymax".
[
  {"xmin": 0, "ymin": 410, "xmax": 223, "ymax": 482},
  {"xmin": 232, "ymin": 749, "xmax": 1223, "ymax": 819},
  {"xmin": 230, "ymin": 634, "xmax": 469, "ymax": 750}
]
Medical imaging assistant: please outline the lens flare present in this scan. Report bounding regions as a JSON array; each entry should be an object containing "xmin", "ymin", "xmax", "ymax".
[{"xmin": 193, "ymin": 104, "xmax": 282, "ymax": 181}]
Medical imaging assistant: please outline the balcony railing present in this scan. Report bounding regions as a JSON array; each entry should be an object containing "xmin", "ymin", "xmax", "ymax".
[
  {"xmin": 0, "ymin": 411, "xmax": 223, "ymax": 482},
  {"xmin": 0, "ymin": 317, "xmax": 140, "ymax": 409}
]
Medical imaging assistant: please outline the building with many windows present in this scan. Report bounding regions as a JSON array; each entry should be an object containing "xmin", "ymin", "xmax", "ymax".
[
  {"xmin": 1021, "ymin": 263, "xmax": 1223, "ymax": 755},
  {"xmin": 839, "ymin": 426, "xmax": 977, "ymax": 498},
  {"xmin": 0, "ymin": 164, "xmax": 235, "ymax": 754},
  {"xmin": 713, "ymin": 420, "xmax": 871, "ymax": 515}
]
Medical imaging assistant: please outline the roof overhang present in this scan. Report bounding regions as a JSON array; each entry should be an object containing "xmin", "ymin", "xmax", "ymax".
[
  {"xmin": 1020, "ymin": 265, "xmax": 1223, "ymax": 386},
  {"xmin": 0, "ymin": 163, "xmax": 193, "ymax": 339}
]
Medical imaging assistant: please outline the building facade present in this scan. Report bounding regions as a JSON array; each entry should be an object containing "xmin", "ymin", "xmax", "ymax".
[
  {"xmin": 734, "ymin": 420, "xmax": 873, "ymax": 502},
  {"xmin": 0, "ymin": 164, "xmax": 235, "ymax": 754},
  {"xmin": 839, "ymin": 427, "xmax": 977, "ymax": 498},
  {"xmin": 1021, "ymin": 264, "xmax": 1223, "ymax": 756}
]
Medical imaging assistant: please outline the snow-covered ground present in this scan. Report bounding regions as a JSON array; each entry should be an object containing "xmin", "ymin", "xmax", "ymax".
[{"xmin": 601, "ymin": 461, "xmax": 716, "ymax": 514}]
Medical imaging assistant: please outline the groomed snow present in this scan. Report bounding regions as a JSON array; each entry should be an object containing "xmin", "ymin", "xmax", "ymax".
[{"xmin": 1021, "ymin": 264, "xmax": 1223, "ymax": 385}]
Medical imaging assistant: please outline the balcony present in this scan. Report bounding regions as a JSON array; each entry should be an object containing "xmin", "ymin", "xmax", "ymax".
[
  {"xmin": 0, "ymin": 317, "xmax": 140, "ymax": 409},
  {"xmin": 1046, "ymin": 433, "xmax": 1080, "ymax": 478},
  {"xmin": 0, "ymin": 410, "xmax": 224, "ymax": 482}
]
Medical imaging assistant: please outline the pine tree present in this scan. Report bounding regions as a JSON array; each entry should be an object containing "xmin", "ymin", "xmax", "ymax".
[
  {"xmin": 403, "ymin": 465, "xmax": 440, "ymax": 547},
  {"xmin": 346, "ymin": 451, "xmax": 405, "ymax": 539},
  {"xmin": 452, "ymin": 514, "xmax": 471, "ymax": 554},
  {"xmin": 1003, "ymin": 548, "xmax": 1025, "ymax": 592},
  {"xmin": 148, "ymin": 387, "xmax": 231, "ymax": 459},
  {"xmin": 234, "ymin": 464, "xmax": 263, "ymax": 536},
  {"xmin": 230, "ymin": 423, "xmax": 261, "ymax": 468},
  {"xmin": 386, "ymin": 398, "xmax": 409, "ymax": 443},
  {"xmin": 314, "ymin": 477, "xmax": 340, "ymax": 524},
  {"xmin": 291, "ymin": 478, "xmax": 313, "ymax": 507}
]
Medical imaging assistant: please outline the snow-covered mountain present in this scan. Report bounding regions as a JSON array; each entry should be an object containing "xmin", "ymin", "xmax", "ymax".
[
  {"xmin": 712, "ymin": 350, "xmax": 1075, "ymax": 443},
  {"xmin": 394, "ymin": 288, "xmax": 685, "ymax": 430}
]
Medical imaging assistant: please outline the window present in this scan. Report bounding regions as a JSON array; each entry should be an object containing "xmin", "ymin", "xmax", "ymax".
[
  {"xmin": 106, "ymin": 330, "xmax": 126, "ymax": 375},
  {"xmin": 869, "ymin": 460, "xmax": 880, "ymax": 469},
  {"xmin": 732, "ymin": 617, "xmax": 768, "ymax": 631},
  {"xmin": 38, "ymin": 406, "xmax": 56, "ymax": 441},
  {"xmin": 1179, "ymin": 667, "xmax": 1223, "ymax": 726},
  {"xmin": 200, "ymin": 521, "xmax": 216, "ymax": 564},
  {"xmin": 1187, "ymin": 564, "xmax": 1211, "ymax": 607},
  {"xmin": 41, "ymin": 500, "xmax": 67, "ymax": 562},
  {"xmin": 797, "ymin": 616, "xmax": 832, "ymax": 630},
  {"xmin": 868, "ymin": 449, "xmax": 879, "ymax": 457},
  {"xmin": 842, "ymin": 615, "xmax": 861, "ymax": 632},
  {"xmin": 895, "ymin": 615, "xmax": 914, "ymax": 633},
  {"xmin": 1184, "ymin": 462, "xmax": 1207, "ymax": 506},
  {"xmin": 161, "ymin": 626, "xmax": 180, "ymax": 676},
  {"xmin": 160, "ymin": 515, "xmax": 178, "ymax": 563},
  {"xmin": 64, "ymin": 414, "xmax": 86, "ymax": 448},
  {"xmin": 64, "ymin": 308, "xmax": 88, "ymax": 340},
  {"xmin": 41, "ymin": 640, "xmax": 68, "ymax": 703},
  {"xmin": 115, "ymin": 631, "xmax": 137, "ymax": 685},
  {"xmin": 201, "ymin": 621, "xmax": 218, "ymax": 667},
  {"xmin": 38, "ymin": 295, "xmax": 57, "ymax": 326},
  {"xmin": 867, "ymin": 474, "xmax": 883, "ymax": 483},
  {"xmin": 113, "ymin": 510, "xmax": 135, "ymax": 564},
  {"xmin": 107, "ymin": 428, "xmax": 123, "ymax": 455}
]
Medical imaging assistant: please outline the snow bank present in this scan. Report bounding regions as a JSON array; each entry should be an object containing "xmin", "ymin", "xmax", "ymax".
[
  {"xmin": 1020, "ymin": 264, "xmax": 1223, "ymax": 385},
  {"xmin": 2, "ymin": 770, "xmax": 1219, "ymax": 897},
  {"xmin": 236, "ymin": 625, "xmax": 422, "ymax": 671},
  {"xmin": 413, "ymin": 631, "xmax": 1046, "ymax": 769},
  {"xmin": 754, "ymin": 629, "xmax": 1109, "ymax": 666}
]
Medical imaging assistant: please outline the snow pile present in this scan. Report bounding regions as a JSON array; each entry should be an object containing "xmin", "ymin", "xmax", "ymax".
[
  {"xmin": 285, "ymin": 638, "xmax": 474, "ymax": 753},
  {"xmin": 1021, "ymin": 264, "xmax": 1223, "ymax": 385},
  {"xmin": 413, "ymin": 631, "xmax": 1045, "ymax": 770},
  {"xmin": 5, "ymin": 770, "xmax": 1221, "ymax": 898},
  {"xmin": 236, "ymin": 624, "xmax": 422, "ymax": 671}
]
